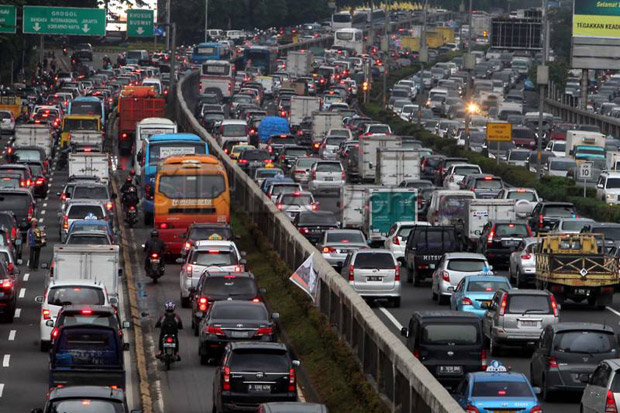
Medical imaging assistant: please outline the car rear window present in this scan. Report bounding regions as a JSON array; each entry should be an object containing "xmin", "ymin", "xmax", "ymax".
[
  {"xmin": 415, "ymin": 229, "xmax": 457, "ymax": 251},
  {"xmin": 316, "ymin": 163, "xmax": 342, "ymax": 172},
  {"xmin": 13, "ymin": 150, "xmax": 42, "ymax": 162},
  {"xmin": 326, "ymin": 231, "xmax": 365, "ymax": 243},
  {"xmin": 0, "ymin": 177, "xmax": 20, "ymax": 189},
  {"xmin": 211, "ymin": 304, "xmax": 267, "ymax": 320},
  {"xmin": 72, "ymin": 186, "xmax": 108, "ymax": 200},
  {"xmin": 507, "ymin": 191, "xmax": 537, "ymax": 202},
  {"xmin": 189, "ymin": 227, "xmax": 232, "ymax": 241},
  {"xmin": 192, "ymin": 250, "xmax": 237, "ymax": 266},
  {"xmin": 554, "ymin": 331, "xmax": 616, "ymax": 354},
  {"xmin": 507, "ymin": 295, "xmax": 550, "ymax": 314},
  {"xmin": 271, "ymin": 185, "xmax": 300, "ymax": 197},
  {"xmin": 68, "ymin": 205, "xmax": 104, "ymax": 219},
  {"xmin": 229, "ymin": 349, "xmax": 289, "ymax": 372},
  {"xmin": 494, "ymin": 223, "xmax": 530, "ymax": 237},
  {"xmin": 353, "ymin": 253, "xmax": 394, "ymax": 269},
  {"xmin": 203, "ymin": 276, "xmax": 257, "ymax": 296},
  {"xmin": 544, "ymin": 205, "xmax": 576, "ymax": 217},
  {"xmin": 326, "ymin": 137, "xmax": 346, "ymax": 145},
  {"xmin": 467, "ymin": 280, "xmax": 510, "ymax": 292},
  {"xmin": 299, "ymin": 213, "xmax": 337, "ymax": 226},
  {"xmin": 222, "ymin": 124, "xmax": 247, "ymax": 136},
  {"xmin": 48, "ymin": 287, "xmax": 105, "ymax": 306},
  {"xmin": 285, "ymin": 148, "xmax": 308, "ymax": 157},
  {"xmin": 475, "ymin": 178, "xmax": 502, "ymax": 189},
  {"xmin": 596, "ymin": 227, "xmax": 620, "ymax": 241},
  {"xmin": 421, "ymin": 323, "xmax": 479, "ymax": 344},
  {"xmin": 472, "ymin": 381, "xmax": 533, "ymax": 397},
  {"xmin": 509, "ymin": 151, "xmax": 530, "ymax": 160},
  {"xmin": 446, "ymin": 259, "xmax": 486, "ymax": 272},
  {"xmin": 281, "ymin": 194, "xmax": 313, "ymax": 206},
  {"xmin": 67, "ymin": 235, "xmax": 109, "ymax": 245},
  {"xmin": 242, "ymin": 151, "xmax": 270, "ymax": 161},
  {"xmin": 453, "ymin": 166, "xmax": 480, "ymax": 175},
  {"xmin": 296, "ymin": 158, "xmax": 318, "ymax": 168},
  {"xmin": 0, "ymin": 193, "xmax": 29, "ymax": 210},
  {"xmin": 49, "ymin": 400, "xmax": 123, "ymax": 412}
]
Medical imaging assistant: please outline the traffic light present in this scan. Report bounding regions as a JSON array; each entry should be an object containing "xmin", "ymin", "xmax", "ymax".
[{"xmin": 362, "ymin": 81, "xmax": 370, "ymax": 92}]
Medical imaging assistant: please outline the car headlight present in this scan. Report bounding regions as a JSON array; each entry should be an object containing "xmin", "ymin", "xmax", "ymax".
[{"xmin": 607, "ymin": 193, "xmax": 615, "ymax": 199}]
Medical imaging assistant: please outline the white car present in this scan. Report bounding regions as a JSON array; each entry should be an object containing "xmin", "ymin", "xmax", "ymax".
[
  {"xmin": 275, "ymin": 191, "xmax": 317, "ymax": 221},
  {"xmin": 177, "ymin": 240, "xmax": 245, "ymax": 307},
  {"xmin": 442, "ymin": 163, "xmax": 482, "ymax": 190},
  {"xmin": 308, "ymin": 161, "xmax": 345, "ymax": 193},
  {"xmin": 384, "ymin": 221, "xmax": 429, "ymax": 262},
  {"xmin": 35, "ymin": 280, "xmax": 114, "ymax": 351},
  {"xmin": 0, "ymin": 110, "xmax": 15, "ymax": 134},
  {"xmin": 431, "ymin": 252, "xmax": 491, "ymax": 305},
  {"xmin": 596, "ymin": 171, "xmax": 620, "ymax": 204}
]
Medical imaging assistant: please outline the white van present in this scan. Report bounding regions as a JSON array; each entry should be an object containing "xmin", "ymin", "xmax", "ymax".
[
  {"xmin": 426, "ymin": 190, "xmax": 476, "ymax": 226},
  {"xmin": 134, "ymin": 118, "xmax": 177, "ymax": 174},
  {"xmin": 142, "ymin": 77, "xmax": 164, "ymax": 96}
]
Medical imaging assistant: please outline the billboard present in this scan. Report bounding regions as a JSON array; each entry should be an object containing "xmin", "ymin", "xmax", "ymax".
[
  {"xmin": 573, "ymin": 0, "xmax": 620, "ymax": 38},
  {"xmin": 491, "ymin": 18, "xmax": 542, "ymax": 49}
]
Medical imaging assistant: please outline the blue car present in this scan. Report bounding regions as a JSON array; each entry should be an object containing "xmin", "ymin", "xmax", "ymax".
[
  {"xmin": 65, "ymin": 219, "xmax": 115, "ymax": 243},
  {"xmin": 453, "ymin": 361, "xmax": 542, "ymax": 413},
  {"xmin": 450, "ymin": 276, "xmax": 511, "ymax": 317}
]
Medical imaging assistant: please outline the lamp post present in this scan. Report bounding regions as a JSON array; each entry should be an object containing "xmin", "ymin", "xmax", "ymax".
[
  {"xmin": 536, "ymin": 0, "xmax": 549, "ymax": 179},
  {"xmin": 204, "ymin": 0, "xmax": 209, "ymax": 43}
]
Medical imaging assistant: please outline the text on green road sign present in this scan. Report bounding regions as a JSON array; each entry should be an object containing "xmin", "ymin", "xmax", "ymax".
[
  {"xmin": 23, "ymin": 6, "xmax": 106, "ymax": 36},
  {"xmin": 0, "ymin": 5, "xmax": 17, "ymax": 34}
]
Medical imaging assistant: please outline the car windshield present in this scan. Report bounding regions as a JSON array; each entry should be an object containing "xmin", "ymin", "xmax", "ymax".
[
  {"xmin": 554, "ymin": 331, "xmax": 616, "ymax": 354},
  {"xmin": 446, "ymin": 259, "xmax": 486, "ymax": 272},
  {"xmin": 507, "ymin": 191, "xmax": 537, "ymax": 202},
  {"xmin": 68, "ymin": 205, "xmax": 104, "ymax": 219},
  {"xmin": 495, "ymin": 224, "xmax": 530, "ymax": 237},
  {"xmin": 326, "ymin": 137, "xmax": 346, "ymax": 146},
  {"xmin": 472, "ymin": 381, "xmax": 533, "ymax": 397},
  {"xmin": 49, "ymin": 400, "xmax": 123, "ymax": 413},
  {"xmin": 545, "ymin": 205, "xmax": 576, "ymax": 217},
  {"xmin": 606, "ymin": 178, "xmax": 620, "ymax": 189},
  {"xmin": 203, "ymin": 276, "xmax": 256, "ymax": 296},
  {"xmin": 193, "ymin": 250, "xmax": 237, "ymax": 266},
  {"xmin": 281, "ymin": 194, "xmax": 313, "ymax": 206},
  {"xmin": 475, "ymin": 178, "xmax": 502, "ymax": 189},
  {"xmin": 507, "ymin": 295, "xmax": 550, "ymax": 314},
  {"xmin": 326, "ymin": 231, "xmax": 365, "ymax": 244},
  {"xmin": 229, "ymin": 350, "xmax": 289, "ymax": 372},
  {"xmin": 211, "ymin": 304, "xmax": 267, "ymax": 320},
  {"xmin": 354, "ymin": 253, "xmax": 394, "ymax": 269},
  {"xmin": 48, "ymin": 287, "xmax": 105, "ymax": 306},
  {"xmin": 421, "ymin": 323, "xmax": 479, "ymax": 344},
  {"xmin": 67, "ymin": 235, "xmax": 109, "ymax": 245},
  {"xmin": 61, "ymin": 313, "xmax": 115, "ymax": 328},
  {"xmin": 73, "ymin": 186, "xmax": 108, "ymax": 200},
  {"xmin": 509, "ymin": 151, "xmax": 530, "ymax": 160},
  {"xmin": 467, "ymin": 280, "xmax": 510, "ymax": 292}
]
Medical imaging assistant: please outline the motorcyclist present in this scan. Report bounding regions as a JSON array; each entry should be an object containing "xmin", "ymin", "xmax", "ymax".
[
  {"xmin": 121, "ymin": 179, "xmax": 139, "ymax": 211},
  {"xmin": 120, "ymin": 172, "xmax": 136, "ymax": 194},
  {"xmin": 144, "ymin": 229, "xmax": 166, "ymax": 271},
  {"xmin": 155, "ymin": 301, "xmax": 183, "ymax": 360}
]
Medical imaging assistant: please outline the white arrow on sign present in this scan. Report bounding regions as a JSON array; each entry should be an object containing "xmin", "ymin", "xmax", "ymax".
[
  {"xmin": 33, "ymin": 22, "xmax": 41, "ymax": 32},
  {"xmin": 136, "ymin": 27, "xmax": 144, "ymax": 35},
  {"xmin": 82, "ymin": 24, "xmax": 90, "ymax": 33}
]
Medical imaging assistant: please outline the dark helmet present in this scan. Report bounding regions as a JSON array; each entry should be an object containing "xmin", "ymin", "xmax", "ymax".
[
  {"xmin": 151, "ymin": 230, "xmax": 159, "ymax": 238},
  {"xmin": 164, "ymin": 301, "xmax": 175, "ymax": 312}
]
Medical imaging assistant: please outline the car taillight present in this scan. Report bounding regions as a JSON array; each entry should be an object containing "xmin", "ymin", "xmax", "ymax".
[
  {"xmin": 341, "ymin": 170, "xmax": 345, "ymax": 180},
  {"xmin": 121, "ymin": 133, "xmax": 128, "ymax": 140},
  {"xmin": 42, "ymin": 309, "xmax": 51, "ymax": 320},
  {"xmin": 105, "ymin": 201, "xmax": 113, "ymax": 210},
  {"xmin": 499, "ymin": 294, "xmax": 507, "ymax": 316},
  {"xmin": 461, "ymin": 297, "xmax": 473, "ymax": 305},
  {"xmin": 1, "ymin": 279, "xmax": 12, "ymax": 289},
  {"xmin": 288, "ymin": 368, "xmax": 296, "ymax": 392},
  {"xmin": 550, "ymin": 294, "xmax": 559, "ymax": 317},
  {"xmin": 530, "ymin": 406, "xmax": 543, "ymax": 413},
  {"xmin": 539, "ymin": 213, "xmax": 544, "ymax": 228},
  {"xmin": 206, "ymin": 325, "xmax": 224, "ymax": 335},
  {"xmin": 276, "ymin": 202, "xmax": 283, "ymax": 210},
  {"xmin": 35, "ymin": 178, "xmax": 44, "ymax": 185},
  {"xmin": 311, "ymin": 203, "xmax": 318, "ymax": 211},
  {"xmin": 159, "ymin": 222, "xmax": 173, "ymax": 229},
  {"xmin": 10, "ymin": 227, "xmax": 15, "ymax": 241},
  {"xmin": 395, "ymin": 265, "xmax": 400, "ymax": 281},
  {"xmin": 349, "ymin": 265, "xmax": 355, "ymax": 281},
  {"xmin": 548, "ymin": 356, "xmax": 558, "ymax": 368},
  {"xmin": 255, "ymin": 327, "xmax": 273, "ymax": 336},
  {"xmin": 51, "ymin": 327, "xmax": 59, "ymax": 339},
  {"xmin": 466, "ymin": 405, "xmax": 479, "ymax": 413},
  {"xmin": 199, "ymin": 297, "xmax": 209, "ymax": 312},
  {"xmin": 61, "ymin": 193, "xmax": 67, "ymax": 201},
  {"xmin": 527, "ymin": 225, "xmax": 533, "ymax": 237},
  {"xmin": 222, "ymin": 366, "xmax": 231, "ymax": 391},
  {"xmin": 487, "ymin": 225, "xmax": 495, "ymax": 245},
  {"xmin": 238, "ymin": 159, "xmax": 248, "ymax": 164},
  {"xmin": 606, "ymin": 390, "xmax": 618, "ymax": 413},
  {"xmin": 298, "ymin": 227, "xmax": 309, "ymax": 234},
  {"xmin": 19, "ymin": 179, "xmax": 25, "ymax": 188},
  {"xmin": 313, "ymin": 142, "xmax": 320, "ymax": 150},
  {"xmin": 62, "ymin": 215, "xmax": 68, "ymax": 230},
  {"xmin": 312, "ymin": 170, "xmax": 317, "ymax": 180},
  {"xmin": 412, "ymin": 348, "xmax": 419, "ymax": 358},
  {"xmin": 7, "ymin": 263, "xmax": 13, "ymax": 273},
  {"xmin": 185, "ymin": 242, "xmax": 192, "ymax": 250},
  {"xmin": 481, "ymin": 349, "xmax": 487, "ymax": 369},
  {"xmin": 252, "ymin": 297, "xmax": 260, "ymax": 303},
  {"xmin": 233, "ymin": 265, "xmax": 243, "ymax": 272},
  {"xmin": 185, "ymin": 264, "xmax": 193, "ymax": 274},
  {"xmin": 322, "ymin": 247, "xmax": 336, "ymax": 253},
  {"xmin": 441, "ymin": 271, "xmax": 450, "ymax": 282},
  {"xmin": 392, "ymin": 236, "xmax": 400, "ymax": 245},
  {"xmin": 521, "ymin": 253, "xmax": 532, "ymax": 259}
]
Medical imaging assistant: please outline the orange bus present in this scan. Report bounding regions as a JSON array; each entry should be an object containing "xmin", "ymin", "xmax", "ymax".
[{"xmin": 154, "ymin": 154, "xmax": 230, "ymax": 255}]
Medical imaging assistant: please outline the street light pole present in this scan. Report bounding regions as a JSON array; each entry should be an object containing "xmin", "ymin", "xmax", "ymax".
[
  {"xmin": 204, "ymin": 0, "xmax": 209, "ymax": 43},
  {"xmin": 165, "ymin": 0, "xmax": 171, "ymax": 50},
  {"xmin": 382, "ymin": 0, "xmax": 390, "ymax": 108},
  {"xmin": 464, "ymin": 0, "xmax": 473, "ymax": 150},
  {"xmin": 536, "ymin": 0, "xmax": 548, "ymax": 179}
]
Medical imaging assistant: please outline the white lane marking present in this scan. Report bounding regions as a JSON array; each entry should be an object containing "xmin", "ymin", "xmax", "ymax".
[
  {"xmin": 18, "ymin": 288, "xmax": 25, "ymax": 298},
  {"xmin": 14, "ymin": 309, "xmax": 20, "ymax": 318},
  {"xmin": 378, "ymin": 305, "xmax": 404, "ymax": 331},
  {"xmin": 0, "ymin": 383, "xmax": 4, "ymax": 397},
  {"xmin": 40, "ymin": 210, "xmax": 46, "ymax": 215},
  {"xmin": 39, "ymin": 218, "xmax": 44, "ymax": 224},
  {"xmin": 44, "ymin": 196, "xmax": 49, "ymax": 201},
  {"xmin": 23, "ymin": 273, "xmax": 29, "ymax": 282},
  {"xmin": 49, "ymin": 177, "xmax": 53, "ymax": 183},
  {"xmin": 43, "ymin": 203, "xmax": 47, "ymax": 208},
  {"xmin": 2, "ymin": 355, "xmax": 9, "ymax": 367},
  {"xmin": 606, "ymin": 306, "xmax": 620, "ymax": 317},
  {"xmin": 8, "ymin": 330, "xmax": 15, "ymax": 341}
]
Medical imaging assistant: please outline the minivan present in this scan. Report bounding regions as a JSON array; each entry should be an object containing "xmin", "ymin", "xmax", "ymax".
[
  {"xmin": 404, "ymin": 225, "xmax": 461, "ymax": 286},
  {"xmin": 341, "ymin": 249, "xmax": 401, "ymax": 307}
]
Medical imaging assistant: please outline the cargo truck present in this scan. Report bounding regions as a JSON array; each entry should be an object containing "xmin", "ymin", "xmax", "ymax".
[
  {"xmin": 117, "ymin": 86, "xmax": 166, "ymax": 154},
  {"xmin": 311, "ymin": 112, "xmax": 343, "ymax": 144},
  {"xmin": 363, "ymin": 188, "xmax": 417, "ymax": 245},
  {"xmin": 565, "ymin": 130, "xmax": 606, "ymax": 163},
  {"xmin": 356, "ymin": 134, "xmax": 401, "ymax": 183},
  {"xmin": 69, "ymin": 130, "xmax": 103, "ymax": 152},
  {"xmin": 286, "ymin": 50, "xmax": 314, "ymax": 77},
  {"xmin": 290, "ymin": 96, "xmax": 321, "ymax": 129},
  {"xmin": 340, "ymin": 184, "xmax": 381, "ymax": 229},
  {"xmin": 375, "ymin": 148, "xmax": 420, "ymax": 186},
  {"xmin": 13, "ymin": 124, "xmax": 53, "ymax": 158},
  {"xmin": 68, "ymin": 153, "xmax": 110, "ymax": 184},
  {"xmin": 455, "ymin": 199, "xmax": 518, "ymax": 250}
]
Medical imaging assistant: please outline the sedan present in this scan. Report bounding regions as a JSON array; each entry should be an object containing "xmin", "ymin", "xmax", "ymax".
[
  {"xmin": 450, "ymin": 275, "xmax": 511, "ymax": 317},
  {"xmin": 320, "ymin": 229, "xmax": 368, "ymax": 269},
  {"xmin": 431, "ymin": 252, "xmax": 491, "ymax": 305},
  {"xmin": 198, "ymin": 300, "xmax": 277, "ymax": 365}
]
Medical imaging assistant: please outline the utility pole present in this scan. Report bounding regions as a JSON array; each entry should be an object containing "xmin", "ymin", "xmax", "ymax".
[
  {"xmin": 464, "ymin": 0, "xmax": 474, "ymax": 150},
  {"xmin": 368, "ymin": 0, "xmax": 374, "ymax": 54},
  {"xmin": 204, "ymin": 0, "xmax": 209, "ymax": 43},
  {"xmin": 382, "ymin": 0, "xmax": 390, "ymax": 108},
  {"xmin": 165, "ymin": 0, "xmax": 171, "ymax": 50},
  {"xmin": 536, "ymin": 0, "xmax": 549, "ymax": 178}
]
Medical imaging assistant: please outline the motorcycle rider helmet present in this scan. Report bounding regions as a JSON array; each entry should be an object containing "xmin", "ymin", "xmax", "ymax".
[
  {"xmin": 164, "ymin": 301, "xmax": 175, "ymax": 312},
  {"xmin": 129, "ymin": 169, "xmax": 135, "ymax": 176},
  {"xmin": 151, "ymin": 230, "xmax": 159, "ymax": 238}
]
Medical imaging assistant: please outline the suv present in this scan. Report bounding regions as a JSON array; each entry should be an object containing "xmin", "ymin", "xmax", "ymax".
[
  {"xmin": 581, "ymin": 222, "xmax": 620, "ymax": 249},
  {"xmin": 384, "ymin": 221, "xmax": 425, "ymax": 263},
  {"xmin": 400, "ymin": 311, "xmax": 486, "ymax": 389},
  {"xmin": 341, "ymin": 249, "xmax": 401, "ymax": 307},
  {"xmin": 529, "ymin": 202, "xmax": 578, "ymax": 234},
  {"xmin": 308, "ymin": 161, "xmax": 345, "ymax": 194},
  {"xmin": 531, "ymin": 323, "xmax": 618, "ymax": 401},
  {"xmin": 190, "ymin": 271, "xmax": 261, "ymax": 336},
  {"xmin": 596, "ymin": 171, "xmax": 620, "ymax": 204},
  {"xmin": 213, "ymin": 342, "xmax": 298, "ymax": 412},
  {"xmin": 434, "ymin": 157, "xmax": 468, "ymax": 185},
  {"xmin": 420, "ymin": 154, "xmax": 446, "ymax": 181},
  {"xmin": 276, "ymin": 145, "xmax": 308, "ymax": 172},
  {"xmin": 275, "ymin": 191, "xmax": 317, "ymax": 222},
  {"xmin": 460, "ymin": 174, "xmax": 505, "ymax": 199},
  {"xmin": 580, "ymin": 359, "xmax": 620, "ymax": 412},
  {"xmin": 478, "ymin": 220, "xmax": 533, "ymax": 265},
  {"xmin": 0, "ymin": 210, "xmax": 22, "ymax": 258},
  {"xmin": 60, "ymin": 200, "xmax": 108, "ymax": 241},
  {"xmin": 482, "ymin": 289, "xmax": 559, "ymax": 356},
  {"xmin": 0, "ymin": 189, "xmax": 36, "ymax": 236},
  {"xmin": 404, "ymin": 225, "xmax": 460, "ymax": 286}
]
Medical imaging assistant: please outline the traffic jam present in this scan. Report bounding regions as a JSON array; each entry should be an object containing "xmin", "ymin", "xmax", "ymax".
[{"xmin": 0, "ymin": 5, "xmax": 618, "ymax": 413}]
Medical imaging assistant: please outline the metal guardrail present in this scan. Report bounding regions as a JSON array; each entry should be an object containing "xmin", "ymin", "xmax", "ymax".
[
  {"xmin": 545, "ymin": 98, "xmax": 620, "ymax": 136},
  {"xmin": 174, "ymin": 71, "xmax": 465, "ymax": 413}
]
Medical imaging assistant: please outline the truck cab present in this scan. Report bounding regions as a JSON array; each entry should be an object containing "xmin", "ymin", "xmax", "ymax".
[
  {"xmin": 61, "ymin": 115, "xmax": 101, "ymax": 149},
  {"xmin": 596, "ymin": 171, "xmax": 620, "ymax": 204}
]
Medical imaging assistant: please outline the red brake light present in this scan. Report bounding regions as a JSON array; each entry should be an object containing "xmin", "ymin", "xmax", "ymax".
[
  {"xmin": 206, "ymin": 325, "xmax": 224, "ymax": 335},
  {"xmin": 461, "ymin": 297, "xmax": 473, "ymax": 305},
  {"xmin": 1, "ymin": 279, "xmax": 12, "ymax": 289},
  {"xmin": 481, "ymin": 349, "xmax": 487, "ymax": 369},
  {"xmin": 105, "ymin": 201, "xmax": 113, "ymax": 210},
  {"xmin": 392, "ymin": 236, "xmax": 400, "ymax": 245},
  {"xmin": 251, "ymin": 297, "xmax": 260, "ymax": 303},
  {"xmin": 487, "ymin": 225, "xmax": 495, "ymax": 246},
  {"xmin": 222, "ymin": 366, "xmax": 231, "ymax": 390},
  {"xmin": 521, "ymin": 253, "xmax": 532, "ymax": 260},
  {"xmin": 199, "ymin": 297, "xmax": 209, "ymax": 312},
  {"xmin": 288, "ymin": 367, "xmax": 296, "ymax": 392},
  {"xmin": 255, "ymin": 327, "xmax": 273, "ymax": 336},
  {"xmin": 159, "ymin": 223, "xmax": 169, "ymax": 229},
  {"xmin": 348, "ymin": 265, "xmax": 355, "ymax": 282},
  {"xmin": 465, "ymin": 406, "xmax": 479, "ymax": 413},
  {"xmin": 548, "ymin": 356, "xmax": 558, "ymax": 368},
  {"xmin": 151, "ymin": 253, "xmax": 159, "ymax": 259},
  {"xmin": 539, "ymin": 213, "xmax": 544, "ymax": 228},
  {"xmin": 185, "ymin": 264, "xmax": 193, "ymax": 274},
  {"xmin": 185, "ymin": 242, "xmax": 191, "ymax": 250},
  {"xmin": 606, "ymin": 390, "xmax": 618, "ymax": 413},
  {"xmin": 395, "ymin": 265, "xmax": 400, "ymax": 282},
  {"xmin": 81, "ymin": 308, "xmax": 92, "ymax": 315},
  {"xmin": 550, "ymin": 294, "xmax": 559, "ymax": 317},
  {"xmin": 530, "ymin": 406, "xmax": 543, "ymax": 413},
  {"xmin": 499, "ymin": 294, "xmax": 507, "ymax": 316},
  {"xmin": 441, "ymin": 271, "xmax": 450, "ymax": 282},
  {"xmin": 322, "ymin": 247, "xmax": 336, "ymax": 253},
  {"xmin": 62, "ymin": 215, "xmax": 68, "ymax": 230},
  {"xmin": 51, "ymin": 327, "xmax": 59, "ymax": 339}
]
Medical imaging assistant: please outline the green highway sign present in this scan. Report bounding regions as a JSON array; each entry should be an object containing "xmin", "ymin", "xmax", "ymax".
[
  {"xmin": 0, "ymin": 5, "xmax": 17, "ymax": 34},
  {"xmin": 23, "ymin": 6, "xmax": 106, "ymax": 36},
  {"xmin": 127, "ymin": 9, "xmax": 154, "ymax": 37}
]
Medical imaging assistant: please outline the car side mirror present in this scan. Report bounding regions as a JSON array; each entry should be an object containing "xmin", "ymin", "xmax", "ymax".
[
  {"xmin": 532, "ymin": 387, "xmax": 542, "ymax": 395},
  {"xmin": 118, "ymin": 268, "xmax": 123, "ymax": 277},
  {"xmin": 17, "ymin": 259, "xmax": 22, "ymax": 265},
  {"xmin": 272, "ymin": 312, "xmax": 280, "ymax": 320},
  {"xmin": 123, "ymin": 321, "xmax": 131, "ymax": 329},
  {"xmin": 400, "ymin": 327, "xmax": 409, "ymax": 337},
  {"xmin": 34, "ymin": 296, "xmax": 43, "ymax": 304},
  {"xmin": 259, "ymin": 287, "xmax": 267, "ymax": 294},
  {"xmin": 175, "ymin": 258, "xmax": 184, "ymax": 264},
  {"xmin": 46, "ymin": 320, "xmax": 54, "ymax": 327},
  {"xmin": 292, "ymin": 360, "xmax": 301, "ymax": 367},
  {"xmin": 56, "ymin": 212, "xmax": 62, "ymax": 217},
  {"xmin": 240, "ymin": 251, "xmax": 247, "ymax": 258},
  {"xmin": 56, "ymin": 192, "xmax": 61, "ymax": 197},
  {"xmin": 597, "ymin": 183, "xmax": 604, "ymax": 189},
  {"xmin": 239, "ymin": 259, "xmax": 247, "ymax": 265},
  {"xmin": 109, "ymin": 296, "xmax": 119, "ymax": 306}
]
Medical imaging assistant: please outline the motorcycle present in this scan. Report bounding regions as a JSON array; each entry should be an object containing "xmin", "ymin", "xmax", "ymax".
[
  {"xmin": 62, "ymin": 47, "xmax": 68, "ymax": 56},
  {"xmin": 147, "ymin": 252, "xmax": 165, "ymax": 283},
  {"xmin": 160, "ymin": 334, "xmax": 178, "ymax": 370},
  {"xmin": 56, "ymin": 147, "xmax": 70, "ymax": 170},
  {"xmin": 124, "ymin": 205, "xmax": 138, "ymax": 227}
]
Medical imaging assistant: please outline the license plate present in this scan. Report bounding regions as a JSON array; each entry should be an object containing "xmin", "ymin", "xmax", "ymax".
[
  {"xmin": 493, "ymin": 411, "xmax": 516, "ymax": 413},
  {"xmin": 0, "ymin": 292, "xmax": 5, "ymax": 297},
  {"xmin": 231, "ymin": 331, "xmax": 249, "ymax": 338},
  {"xmin": 502, "ymin": 240, "xmax": 519, "ymax": 247},
  {"xmin": 575, "ymin": 288, "xmax": 591, "ymax": 296},
  {"xmin": 479, "ymin": 300, "xmax": 491, "ymax": 307},
  {"xmin": 248, "ymin": 384, "xmax": 271, "ymax": 393},
  {"xmin": 163, "ymin": 342, "xmax": 175, "ymax": 348},
  {"xmin": 429, "ymin": 264, "xmax": 436, "ymax": 269},
  {"xmin": 438, "ymin": 365, "xmax": 462, "ymax": 375},
  {"xmin": 520, "ymin": 320, "xmax": 537, "ymax": 327},
  {"xmin": 151, "ymin": 259, "xmax": 160, "ymax": 263},
  {"xmin": 325, "ymin": 177, "xmax": 333, "ymax": 181},
  {"xmin": 367, "ymin": 276, "xmax": 383, "ymax": 282}
]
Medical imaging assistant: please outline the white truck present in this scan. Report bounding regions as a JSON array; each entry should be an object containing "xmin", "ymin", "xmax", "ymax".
[
  {"xmin": 49, "ymin": 245, "xmax": 122, "ymax": 298},
  {"xmin": 68, "ymin": 153, "xmax": 110, "ymax": 183},
  {"xmin": 286, "ymin": 51, "xmax": 314, "ymax": 77},
  {"xmin": 340, "ymin": 184, "xmax": 381, "ymax": 229},
  {"xmin": 375, "ymin": 148, "xmax": 420, "ymax": 186},
  {"xmin": 357, "ymin": 134, "xmax": 401, "ymax": 183},
  {"xmin": 69, "ymin": 130, "xmax": 103, "ymax": 151},
  {"xmin": 607, "ymin": 151, "xmax": 620, "ymax": 171},
  {"xmin": 311, "ymin": 112, "xmax": 343, "ymax": 144},
  {"xmin": 457, "ymin": 199, "xmax": 517, "ymax": 249},
  {"xmin": 290, "ymin": 96, "xmax": 321, "ymax": 128},
  {"xmin": 565, "ymin": 130, "xmax": 606, "ymax": 160},
  {"xmin": 135, "ymin": 118, "xmax": 177, "ymax": 176},
  {"xmin": 13, "ymin": 124, "xmax": 53, "ymax": 157}
]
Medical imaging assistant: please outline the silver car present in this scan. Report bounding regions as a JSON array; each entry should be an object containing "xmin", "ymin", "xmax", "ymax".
[
  {"xmin": 431, "ymin": 252, "xmax": 490, "ymax": 305},
  {"xmin": 290, "ymin": 157, "xmax": 319, "ymax": 184},
  {"xmin": 580, "ymin": 359, "xmax": 620, "ymax": 413},
  {"xmin": 508, "ymin": 237, "xmax": 538, "ymax": 288},
  {"xmin": 275, "ymin": 191, "xmax": 317, "ymax": 222},
  {"xmin": 482, "ymin": 289, "xmax": 560, "ymax": 356},
  {"xmin": 320, "ymin": 229, "xmax": 367, "ymax": 269},
  {"xmin": 341, "ymin": 249, "xmax": 401, "ymax": 307},
  {"xmin": 319, "ymin": 136, "xmax": 347, "ymax": 160},
  {"xmin": 549, "ymin": 217, "xmax": 595, "ymax": 234},
  {"xmin": 308, "ymin": 161, "xmax": 345, "ymax": 193}
]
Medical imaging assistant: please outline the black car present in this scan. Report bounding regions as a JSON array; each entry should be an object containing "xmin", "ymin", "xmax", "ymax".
[
  {"xmin": 276, "ymin": 145, "xmax": 309, "ymax": 172},
  {"xmin": 198, "ymin": 300, "xmax": 277, "ymax": 365},
  {"xmin": 259, "ymin": 403, "xmax": 328, "ymax": 412},
  {"xmin": 530, "ymin": 322, "xmax": 619, "ymax": 400},
  {"xmin": 213, "ymin": 342, "xmax": 298, "ymax": 412},
  {"xmin": 0, "ymin": 258, "xmax": 15, "ymax": 322},
  {"xmin": 191, "ymin": 271, "xmax": 261, "ymax": 336},
  {"xmin": 201, "ymin": 111, "xmax": 225, "ymax": 134},
  {"xmin": 31, "ymin": 385, "xmax": 139, "ymax": 413},
  {"xmin": 50, "ymin": 304, "xmax": 129, "ymax": 347},
  {"xmin": 528, "ymin": 202, "xmax": 578, "ymax": 234},
  {"xmin": 19, "ymin": 160, "xmax": 48, "ymax": 198},
  {"xmin": 293, "ymin": 211, "xmax": 339, "ymax": 245},
  {"xmin": 0, "ymin": 189, "xmax": 36, "ymax": 237},
  {"xmin": 478, "ymin": 220, "xmax": 533, "ymax": 265},
  {"xmin": 266, "ymin": 134, "xmax": 298, "ymax": 159},
  {"xmin": 404, "ymin": 225, "xmax": 460, "ymax": 286},
  {"xmin": 400, "ymin": 311, "xmax": 485, "ymax": 389},
  {"xmin": 238, "ymin": 149, "xmax": 272, "ymax": 176}
]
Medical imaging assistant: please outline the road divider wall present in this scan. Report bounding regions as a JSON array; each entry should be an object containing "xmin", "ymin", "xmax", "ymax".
[{"xmin": 174, "ymin": 71, "xmax": 465, "ymax": 413}]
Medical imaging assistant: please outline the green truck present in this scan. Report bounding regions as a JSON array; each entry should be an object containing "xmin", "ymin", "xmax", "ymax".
[{"xmin": 363, "ymin": 188, "xmax": 418, "ymax": 246}]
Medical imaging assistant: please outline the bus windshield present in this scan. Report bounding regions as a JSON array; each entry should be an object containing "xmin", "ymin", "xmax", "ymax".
[{"xmin": 159, "ymin": 174, "xmax": 227, "ymax": 199}]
